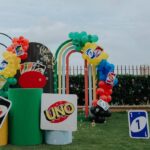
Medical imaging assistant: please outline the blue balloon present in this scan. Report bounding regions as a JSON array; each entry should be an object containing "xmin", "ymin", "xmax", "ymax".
[{"xmin": 97, "ymin": 60, "xmax": 116, "ymax": 81}]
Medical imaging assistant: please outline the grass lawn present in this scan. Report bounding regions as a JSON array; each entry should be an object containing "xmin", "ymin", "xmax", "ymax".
[{"xmin": 0, "ymin": 112, "xmax": 150, "ymax": 150}]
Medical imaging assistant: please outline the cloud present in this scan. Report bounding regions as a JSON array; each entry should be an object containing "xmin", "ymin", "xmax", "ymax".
[{"xmin": 0, "ymin": 0, "xmax": 150, "ymax": 66}]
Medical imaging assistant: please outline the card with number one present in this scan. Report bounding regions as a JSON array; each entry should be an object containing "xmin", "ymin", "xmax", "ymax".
[{"xmin": 128, "ymin": 110, "xmax": 149, "ymax": 139}]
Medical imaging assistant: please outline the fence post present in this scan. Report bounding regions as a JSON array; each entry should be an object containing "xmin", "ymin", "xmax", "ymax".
[
  {"xmin": 77, "ymin": 65, "xmax": 78, "ymax": 75},
  {"xmin": 132, "ymin": 65, "xmax": 134, "ymax": 75},
  {"xmin": 128, "ymin": 65, "xmax": 130, "ymax": 75},
  {"xmin": 125, "ymin": 65, "xmax": 127, "ymax": 75},
  {"xmin": 117, "ymin": 65, "xmax": 119, "ymax": 74},
  {"xmin": 136, "ymin": 65, "xmax": 138, "ymax": 75},
  {"xmin": 80, "ymin": 66, "xmax": 82, "ymax": 74},
  {"xmin": 121, "ymin": 65, "xmax": 122, "ymax": 75}
]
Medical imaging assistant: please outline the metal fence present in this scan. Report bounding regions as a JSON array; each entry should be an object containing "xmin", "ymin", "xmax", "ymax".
[{"xmin": 67, "ymin": 65, "xmax": 150, "ymax": 76}]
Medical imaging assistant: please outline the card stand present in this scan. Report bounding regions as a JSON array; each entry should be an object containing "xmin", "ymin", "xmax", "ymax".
[
  {"xmin": 45, "ymin": 131, "xmax": 72, "ymax": 145},
  {"xmin": 8, "ymin": 88, "xmax": 43, "ymax": 146},
  {"xmin": 0, "ymin": 117, "xmax": 8, "ymax": 146}
]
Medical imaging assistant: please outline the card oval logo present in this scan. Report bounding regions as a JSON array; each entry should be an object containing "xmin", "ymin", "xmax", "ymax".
[
  {"xmin": 130, "ymin": 116, "xmax": 147, "ymax": 132},
  {"xmin": 44, "ymin": 101, "xmax": 75, "ymax": 123},
  {"xmin": 0, "ymin": 105, "xmax": 7, "ymax": 118}
]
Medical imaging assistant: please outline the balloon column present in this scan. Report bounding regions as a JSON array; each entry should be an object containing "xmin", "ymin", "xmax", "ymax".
[{"xmin": 90, "ymin": 60, "xmax": 118, "ymax": 123}]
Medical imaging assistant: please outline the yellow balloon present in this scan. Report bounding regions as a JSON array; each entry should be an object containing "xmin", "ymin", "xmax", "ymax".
[
  {"xmin": 81, "ymin": 42, "xmax": 108, "ymax": 65},
  {"xmin": 0, "ymin": 51, "xmax": 21, "ymax": 78}
]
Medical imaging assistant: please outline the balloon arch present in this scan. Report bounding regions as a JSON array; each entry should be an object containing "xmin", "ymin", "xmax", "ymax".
[{"xmin": 53, "ymin": 32, "xmax": 118, "ymax": 121}]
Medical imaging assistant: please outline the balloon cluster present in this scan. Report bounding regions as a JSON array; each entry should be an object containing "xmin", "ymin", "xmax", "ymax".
[
  {"xmin": 90, "ymin": 104, "xmax": 111, "ymax": 123},
  {"xmin": 7, "ymin": 36, "xmax": 29, "ymax": 60},
  {"xmin": 82, "ymin": 43, "xmax": 108, "ymax": 65},
  {"xmin": 89, "ymin": 60, "xmax": 118, "ymax": 123},
  {"xmin": 68, "ymin": 31, "xmax": 98, "ymax": 51},
  {"xmin": 90, "ymin": 80, "xmax": 113, "ymax": 123},
  {"xmin": 0, "ymin": 51, "xmax": 21, "ymax": 78},
  {"xmin": 97, "ymin": 60, "xmax": 118, "ymax": 86},
  {"xmin": 96, "ymin": 81, "xmax": 113, "ymax": 103}
]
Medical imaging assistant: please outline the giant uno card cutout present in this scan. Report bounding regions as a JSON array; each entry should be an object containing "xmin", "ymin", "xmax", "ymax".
[
  {"xmin": 23, "ymin": 42, "xmax": 54, "ymax": 93},
  {"xmin": 41, "ymin": 94, "xmax": 77, "ymax": 131},
  {"xmin": 0, "ymin": 96, "xmax": 12, "ymax": 128}
]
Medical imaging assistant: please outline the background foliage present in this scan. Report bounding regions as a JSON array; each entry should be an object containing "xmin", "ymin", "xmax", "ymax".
[{"xmin": 69, "ymin": 75, "xmax": 150, "ymax": 105}]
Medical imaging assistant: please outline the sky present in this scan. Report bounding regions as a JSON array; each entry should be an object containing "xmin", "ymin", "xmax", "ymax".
[{"xmin": 0, "ymin": 0, "xmax": 150, "ymax": 66}]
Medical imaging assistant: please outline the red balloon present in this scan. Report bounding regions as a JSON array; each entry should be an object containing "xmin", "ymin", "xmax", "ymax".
[
  {"xmin": 96, "ymin": 88, "xmax": 104, "ymax": 96},
  {"xmin": 104, "ymin": 89, "xmax": 113, "ymax": 96},
  {"xmin": 108, "ymin": 89, "xmax": 113, "ymax": 95},
  {"xmin": 105, "ymin": 83, "xmax": 113, "ymax": 89},
  {"xmin": 98, "ymin": 81, "xmax": 105, "ymax": 88},
  {"xmin": 100, "ymin": 95, "xmax": 107, "ymax": 101},
  {"xmin": 92, "ymin": 99, "xmax": 98, "ymax": 107},
  {"xmin": 107, "ymin": 96, "xmax": 112, "ymax": 103}
]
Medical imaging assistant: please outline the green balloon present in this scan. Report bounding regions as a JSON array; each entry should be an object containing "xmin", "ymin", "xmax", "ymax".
[
  {"xmin": 72, "ymin": 40, "xmax": 79, "ymax": 45},
  {"xmin": 80, "ymin": 31, "xmax": 87, "ymax": 37},
  {"xmin": 91, "ymin": 35, "xmax": 99, "ymax": 42},
  {"xmin": 74, "ymin": 32, "xmax": 80, "ymax": 40},
  {"xmin": 76, "ymin": 46, "xmax": 81, "ymax": 51},
  {"xmin": 81, "ymin": 35, "xmax": 88, "ymax": 44},
  {"xmin": 7, "ymin": 78, "xmax": 17, "ymax": 85},
  {"xmin": 88, "ymin": 35, "xmax": 92, "ymax": 42},
  {"xmin": 68, "ymin": 32, "xmax": 74, "ymax": 39}
]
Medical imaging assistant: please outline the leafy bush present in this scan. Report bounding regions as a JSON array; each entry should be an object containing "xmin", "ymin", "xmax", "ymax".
[{"xmin": 69, "ymin": 75, "xmax": 150, "ymax": 105}]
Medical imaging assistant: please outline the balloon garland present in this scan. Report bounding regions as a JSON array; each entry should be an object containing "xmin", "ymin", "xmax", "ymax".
[
  {"xmin": 0, "ymin": 35, "xmax": 28, "ymax": 98},
  {"xmin": 69, "ymin": 31, "xmax": 98, "ymax": 51}
]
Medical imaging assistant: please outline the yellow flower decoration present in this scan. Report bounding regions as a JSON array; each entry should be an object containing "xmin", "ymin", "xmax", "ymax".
[
  {"xmin": 0, "ymin": 51, "xmax": 21, "ymax": 78},
  {"xmin": 82, "ymin": 42, "xmax": 109, "ymax": 65}
]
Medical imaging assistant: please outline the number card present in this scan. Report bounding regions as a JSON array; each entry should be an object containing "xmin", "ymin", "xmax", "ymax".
[
  {"xmin": 128, "ymin": 110, "xmax": 149, "ymax": 139},
  {"xmin": 97, "ymin": 99, "xmax": 109, "ymax": 111}
]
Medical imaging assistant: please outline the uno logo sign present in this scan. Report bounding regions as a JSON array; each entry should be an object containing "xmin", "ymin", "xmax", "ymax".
[{"xmin": 44, "ymin": 100, "xmax": 75, "ymax": 123}]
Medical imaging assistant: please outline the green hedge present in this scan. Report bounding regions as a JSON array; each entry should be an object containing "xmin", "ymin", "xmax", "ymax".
[{"xmin": 69, "ymin": 75, "xmax": 150, "ymax": 105}]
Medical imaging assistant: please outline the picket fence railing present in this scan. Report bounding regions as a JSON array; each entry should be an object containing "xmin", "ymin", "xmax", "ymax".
[{"xmin": 67, "ymin": 65, "xmax": 150, "ymax": 76}]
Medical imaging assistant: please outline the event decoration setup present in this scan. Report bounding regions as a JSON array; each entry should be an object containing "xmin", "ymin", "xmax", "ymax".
[{"xmin": 0, "ymin": 31, "xmax": 117, "ymax": 146}]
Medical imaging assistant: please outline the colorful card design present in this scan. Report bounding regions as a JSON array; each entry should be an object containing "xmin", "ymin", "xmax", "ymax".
[
  {"xmin": 15, "ymin": 45, "xmax": 25, "ymax": 56},
  {"xmin": 20, "ymin": 62, "xmax": 46, "ymax": 74},
  {"xmin": 20, "ymin": 62, "xmax": 34, "ymax": 74},
  {"xmin": 106, "ymin": 72, "xmax": 116, "ymax": 85},
  {"xmin": 0, "ymin": 60, "xmax": 8, "ymax": 70}
]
